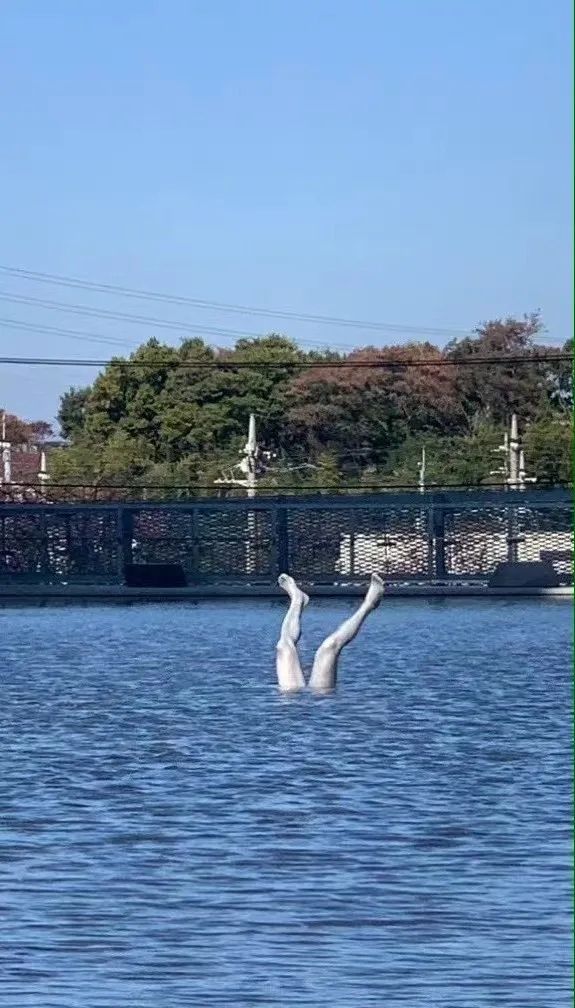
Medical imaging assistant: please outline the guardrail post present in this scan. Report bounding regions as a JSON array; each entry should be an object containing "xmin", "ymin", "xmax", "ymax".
[
  {"xmin": 433, "ymin": 507, "xmax": 447, "ymax": 579},
  {"xmin": 189, "ymin": 507, "xmax": 200, "ymax": 581},
  {"xmin": 424, "ymin": 503, "xmax": 434, "ymax": 581},
  {"xmin": 507, "ymin": 503, "xmax": 519, "ymax": 562},
  {"xmin": 118, "ymin": 506, "xmax": 134, "ymax": 582},
  {"xmin": 40, "ymin": 510, "xmax": 51, "ymax": 583},
  {"xmin": 274, "ymin": 506, "xmax": 289, "ymax": 576},
  {"xmin": 0, "ymin": 513, "xmax": 5, "ymax": 580}
]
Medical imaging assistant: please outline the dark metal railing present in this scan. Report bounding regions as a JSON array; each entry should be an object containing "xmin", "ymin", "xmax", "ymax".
[{"xmin": 0, "ymin": 488, "xmax": 572, "ymax": 586}]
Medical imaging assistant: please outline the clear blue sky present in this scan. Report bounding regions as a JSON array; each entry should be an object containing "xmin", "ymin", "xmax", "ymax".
[{"xmin": 0, "ymin": 0, "xmax": 571, "ymax": 426}]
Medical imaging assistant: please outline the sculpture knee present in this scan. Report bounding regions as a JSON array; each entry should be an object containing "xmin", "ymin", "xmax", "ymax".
[
  {"xmin": 276, "ymin": 638, "xmax": 295, "ymax": 661},
  {"xmin": 315, "ymin": 636, "xmax": 339, "ymax": 661}
]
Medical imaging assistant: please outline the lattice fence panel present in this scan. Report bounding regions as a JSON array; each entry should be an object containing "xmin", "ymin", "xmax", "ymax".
[
  {"xmin": 288, "ymin": 507, "xmax": 430, "ymax": 581},
  {"xmin": 515, "ymin": 506, "xmax": 573, "ymax": 578},
  {"xmin": 0, "ymin": 512, "xmax": 46, "ymax": 581},
  {"xmin": 46, "ymin": 511, "xmax": 119, "ymax": 582},
  {"xmin": 442, "ymin": 507, "xmax": 509, "ymax": 577},
  {"xmin": 195, "ymin": 508, "xmax": 274, "ymax": 579},
  {"xmin": 132, "ymin": 507, "xmax": 274, "ymax": 580},
  {"xmin": 0, "ymin": 509, "xmax": 120, "ymax": 583},
  {"xmin": 441, "ymin": 505, "xmax": 573, "ymax": 581},
  {"xmin": 132, "ymin": 509, "xmax": 195, "ymax": 570}
]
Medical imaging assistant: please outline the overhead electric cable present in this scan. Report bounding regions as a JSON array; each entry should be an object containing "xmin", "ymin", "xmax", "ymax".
[
  {"xmin": 0, "ymin": 264, "xmax": 477, "ymax": 337},
  {"xmin": 0, "ymin": 353, "xmax": 570, "ymax": 369}
]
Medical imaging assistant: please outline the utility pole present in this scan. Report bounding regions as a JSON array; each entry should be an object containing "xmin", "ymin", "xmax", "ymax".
[
  {"xmin": 417, "ymin": 446, "xmax": 426, "ymax": 494},
  {"xmin": 214, "ymin": 413, "xmax": 259, "ymax": 497},
  {"xmin": 244, "ymin": 413, "xmax": 257, "ymax": 500},
  {"xmin": 0, "ymin": 411, "xmax": 11, "ymax": 485},
  {"xmin": 490, "ymin": 415, "xmax": 536, "ymax": 561},
  {"xmin": 416, "ymin": 446, "xmax": 427, "ymax": 557},
  {"xmin": 518, "ymin": 446, "xmax": 536, "ymax": 491},
  {"xmin": 504, "ymin": 415, "xmax": 535, "ymax": 490},
  {"xmin": 509, "ymin": 414, "xmax": 520, "ymax": 489},
  {"xmin": 214, "ymin": 413, "xmax": 259, "ymax": 574},
  {"xmin": 38, "ymin": 450, "xmax": 49, "ymax": 494},
  {"xmin": 242, "ymin": 415, "xmax": 257, "ymax": 573},
  {"xmin": 490, "ymin": 417, "xmax": 535, "ymax": 490},
  {"xmin": 490, "ymin": 432, "xmax": 509, "ymax": 485},
  {"xmin": 213, "ymin": 414, "xmax": 317, "ymax": 574},
  {"xmin": 506, "ymin": 415, "xmax": 520, "ymax": 562}
]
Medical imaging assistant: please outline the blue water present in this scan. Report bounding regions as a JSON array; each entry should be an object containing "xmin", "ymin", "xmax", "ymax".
[{"xmin": 0, "ymin": 599, "xmax": 572, "ymax": 1007}]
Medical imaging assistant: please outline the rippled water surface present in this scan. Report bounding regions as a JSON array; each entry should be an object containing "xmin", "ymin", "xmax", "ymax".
[{"xmin": 1, "ymin": 599, "xmax": 572, "ymax": 1006}]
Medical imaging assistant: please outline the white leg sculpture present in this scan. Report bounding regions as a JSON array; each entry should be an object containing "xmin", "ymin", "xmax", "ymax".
[
  {"xmin": 308, "ymin": 573, "xmax": 385, "ymax": 693},
  {"xmin": 276, "ymin": 573, "xmax": 309, "ymax": 692}
]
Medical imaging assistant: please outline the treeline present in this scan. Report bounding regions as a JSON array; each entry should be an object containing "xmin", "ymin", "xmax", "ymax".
[{"xmin": 39, "ymin": 313, "xmax": 574, "ymax": 495}]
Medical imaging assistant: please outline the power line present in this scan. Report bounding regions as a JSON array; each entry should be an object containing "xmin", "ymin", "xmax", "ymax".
[
  {"xmin": 0, "ymin": 277, "xmax": 563, "ymax": 352},
  {"xmin": 0, "ymin": 291, "xmax": 269, "ymax": 341},
  {"xmin": 0, "ymin": 317, "xmax": 138, "ymax": 350},
  {"xmin": 0, "ymin": 291, "xmax": 362, "ymax": 352},
  {"xmin": 0, "ymin": 353, "xmax": 570, "ymax": 369},
  {"xmin": 0, "ymin": 264, "xmax": 477, "ymax": 338}
]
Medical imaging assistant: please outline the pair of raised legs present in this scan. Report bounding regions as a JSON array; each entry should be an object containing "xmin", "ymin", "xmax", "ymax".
[{"xmin": 276, "ymin": 572, "xmax": 385, "ymax": 693}]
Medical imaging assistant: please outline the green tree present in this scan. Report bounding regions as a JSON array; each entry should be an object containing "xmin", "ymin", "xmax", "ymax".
[
  {"xmin": 524, "ymin": 417, "xmax": 573, "ymax": 484},
  {"xmin": 381, "ymin": 427, "xmax": 507, "ymax": 486},
  {"xmin": 58, "ymin": 387, "xmax": 90, "ymax": 439}
]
